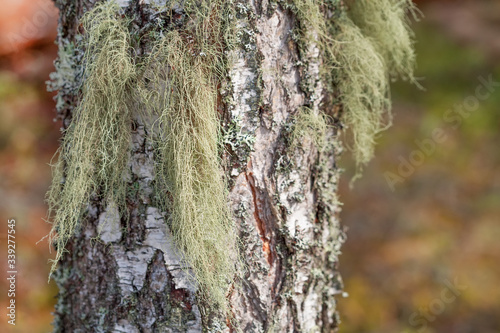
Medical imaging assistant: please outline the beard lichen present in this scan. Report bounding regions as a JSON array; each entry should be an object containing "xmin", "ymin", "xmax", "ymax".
[
  {"xmin": 334, "ymin": 18, "xmax": 392, "ymax": 173},
  {"xmin": 290, "ymin": 107, "xmax": 329, "ymax": 151},
  {"xmin": 347, "ymin": 0, "xmax": 418, "ymax": 80},
  {"xmin": 140, "ymin": 0, "xmax": 237, "ymax": 312},
  {"xmin": 291, "ymin": 0, "xmax": 417, "ymax": 176},
  {"xmin": 46, "ymin": 1, "xmax": 135, "ymax": 277},
  {"xmin": 47, "ymin": 0, "xmax": 237, "ymax": 313}
]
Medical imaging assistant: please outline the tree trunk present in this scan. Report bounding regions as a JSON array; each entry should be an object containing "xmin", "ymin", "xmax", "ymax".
[{"xmin": 49, "ymin": 0, "xmax": 344, "ymax": 332}]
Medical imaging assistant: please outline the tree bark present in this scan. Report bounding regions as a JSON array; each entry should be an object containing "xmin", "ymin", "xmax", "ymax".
[{"xmin": 50, "ymin": 0, "xmax": 345, "ymax": 332}]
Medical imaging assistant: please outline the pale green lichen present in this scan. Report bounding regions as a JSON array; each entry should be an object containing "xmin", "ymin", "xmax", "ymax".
[
  {"xmin": 47, "ymin": 40, "xmax": 83, "ymax": 113},
  {"xmin": 139, "ymin": 1, "xmax": 237, "ymax": 312},
  {"xmin": 46, "ymin": 1, "xmax": 135, "ymax": 277},
  {"xmin": 290, "ymin": 107, "xmax": 328, "ymax": 151},
  {"xmin": 292, "ymin": 0, "xmax": 417, "ymax": 177},
  {"xmin": 334, "ymin": 19, "xmax": 391, "ymax": 173},
  {"xmin": 47, "ymin": 0, "xmax": 238, "ymax": 313},
  {"xmin": 347, "ymin": 0, "xmax": 418, "ymax": 80}
]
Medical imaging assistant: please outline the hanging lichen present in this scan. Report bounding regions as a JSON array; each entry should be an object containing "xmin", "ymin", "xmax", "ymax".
[
  {"xmin": 333, "ymin": 18, "xmax": 392, "ymax": 173},
  {"xmin": 347, "ymin": 0, "xmax": 418, "ymax": 80},
  {"xmin": 291, "ymin": 0, "xmax": 417, "ymax": 176},
  {"xmin": 139, "ymin": 0, "xmax": 237, "ymax": 311},
  {"xmin": 46, "ymin": 1, "xmax": 135, "ymax": 277},
  {"xmin": 47, "ymin": 0, "xmax": 237, "ymax": 312}
]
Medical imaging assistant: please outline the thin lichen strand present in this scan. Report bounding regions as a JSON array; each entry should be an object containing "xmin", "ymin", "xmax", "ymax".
[
  {"xmin": 292, "ymin": 0, "xmax": 416, "ymax": 175},
  {"xmin": 140, "ymin": 1, "xmax": 237, "ymax": 312},
  {"xmin": 46, "ymin": 2, "xmax": 135, "ymax": 277},
  {"xmin": 334, "ymin": 19, "xmax": 391, "ymax": 172}
]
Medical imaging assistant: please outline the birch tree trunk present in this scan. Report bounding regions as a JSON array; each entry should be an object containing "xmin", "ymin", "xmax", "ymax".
[{"xmin": 50, "ymin": 0, "xmax": 345, "ymax": 332}]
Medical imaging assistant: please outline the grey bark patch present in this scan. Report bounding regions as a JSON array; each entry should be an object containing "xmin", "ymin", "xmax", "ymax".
[
  {"xmin": 97, "ymin": 203, "xmax": 122, "ymax": 243},
  {"xmin": 113, "ymin": 245, "xmax": 156, "ymax": 294},
  {"xmin": 142, "ymin": 207, "xmax": 196, "ymax": 293},
  {"xmin": 114, "ymin": 319, "xmax": 141, "ymax": 333}
]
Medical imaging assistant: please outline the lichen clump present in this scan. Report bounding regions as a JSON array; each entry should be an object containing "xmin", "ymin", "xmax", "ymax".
[
  {"xmin": 334, "ymin": 18, "xmax": 392, "ymax": 171},
  {"xmin": 47, "ymin": 0, "xmax": 236, "ymax": 312},
  {"xmin": 347, "ymin": 0, "xmax": 418, "ymax": 80},
  {"xmin": 293, "ymin": 0, "xmax": 417, "ymax": 175},
  {"xmin": 140, "ymin": 0, "xmax": 236, "ymax": 311},
  {"xmin": 290, "ymin": 107, "xmax": 328, "ymax": 151},
  {"xmin": 46, "ymin": 2, "xmax": 134, "ymax": 276}
]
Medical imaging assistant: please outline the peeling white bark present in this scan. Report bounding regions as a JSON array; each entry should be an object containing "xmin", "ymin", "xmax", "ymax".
[
  {"xmin": 114, "ymin": 319, "xmax": 141, "ymax": 333},
  {"xmin": 143, "ymin": 207, "xmax": 196, "ymax": 293},
  {"xmin": 113, "ymin": 245, "xmax": 155, "ymax": 294}
]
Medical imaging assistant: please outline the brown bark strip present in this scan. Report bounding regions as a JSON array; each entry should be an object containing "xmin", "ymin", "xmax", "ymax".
[{"xmin": 246, "ymin": 167, "xmax": 274, "ymax": 266}]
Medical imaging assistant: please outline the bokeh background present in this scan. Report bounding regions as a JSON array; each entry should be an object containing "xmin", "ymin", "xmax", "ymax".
[{"xmin": 0, "ymin": 0, "xmax": 498, "ymax": 332}]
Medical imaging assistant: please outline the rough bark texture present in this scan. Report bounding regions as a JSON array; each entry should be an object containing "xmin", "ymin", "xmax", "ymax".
[{"xmin": 50, "ymin": 0, "xmax": 344, "ymax": 332}]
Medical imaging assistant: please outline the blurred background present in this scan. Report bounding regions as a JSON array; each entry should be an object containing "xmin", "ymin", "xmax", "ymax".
[
  {"xmin": 0, "ymin": 0, "xmax": 498, "ymax": 332},
  {"xmin": 0, "ymin": 0, "xmax": 59, "ymax": 332}
]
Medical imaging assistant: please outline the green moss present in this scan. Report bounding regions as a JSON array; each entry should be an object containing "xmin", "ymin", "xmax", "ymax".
[{"xmin": 46, "ymin": 1, "xmax": 135, "ymax": 277}]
